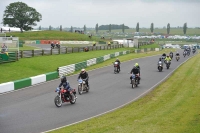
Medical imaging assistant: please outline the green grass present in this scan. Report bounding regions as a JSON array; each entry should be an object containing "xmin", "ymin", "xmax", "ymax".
[{"xmin": 49, "ymin": 51, "xmax": 200, "ymax": 133}]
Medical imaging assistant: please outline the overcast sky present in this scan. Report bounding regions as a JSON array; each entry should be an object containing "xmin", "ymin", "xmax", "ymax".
[{"xmin": 0, "ymin": 0, "xmax": 200, "ymax": 28}]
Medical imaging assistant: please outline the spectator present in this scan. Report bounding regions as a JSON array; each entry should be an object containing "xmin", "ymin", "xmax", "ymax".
[{"xmin": 1, "ymin": 43, "xmax": 7, "ymax": 53}]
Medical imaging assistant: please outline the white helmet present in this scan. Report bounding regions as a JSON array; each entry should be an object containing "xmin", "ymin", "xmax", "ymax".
[{"xmin": 81, "ymin": 69, "xmax": 86, "ymax": 73}]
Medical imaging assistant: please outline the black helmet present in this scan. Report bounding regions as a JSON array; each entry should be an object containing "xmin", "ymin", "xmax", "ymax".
[{"xmin": 61, "ymin": 76, "xmax": 67, "ymax": 83}]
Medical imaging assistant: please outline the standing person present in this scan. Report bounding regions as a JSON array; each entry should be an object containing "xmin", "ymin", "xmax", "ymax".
[
  {"xmin": 77, "ymin": 69, "xmax": 89, "ymax": 88},
  {"xmin": 1, "ymin": 43, "xmax": 7, "ymax": 53}
]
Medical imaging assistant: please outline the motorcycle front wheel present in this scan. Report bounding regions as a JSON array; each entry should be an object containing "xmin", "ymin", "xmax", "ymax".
[
  {"xmin": 114, "ymin": 67, "xmax": 117, "ymax": 74},
  {"xmin": 54, "ymin": 95, "xmax": 62, "ymax": 107},
  {"xmin": 131, "ymin": 79, "xmax": 135, "ymax": 88},
  {"xmin": 70, "ymin": 94, "xmax": 76, "ymax": 104},
  {"xmin": 78, "ymin": 85, "xmax": 83, "ymax": 95}
]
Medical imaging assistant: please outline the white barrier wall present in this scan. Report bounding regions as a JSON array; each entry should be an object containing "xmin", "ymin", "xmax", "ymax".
[
  {"xmin": 31, "ymin": 74, "xmax": 46, "ymax": 85},
  {"xmin": 104, "ymin": 54, "xmax": 110, "ymax": 61},
  {"xmin": 87, "ymin": 58, "xmax": 97, "ymax": 66},
  {"xmin": 58, "ymin": 64, "xmax": 75, "ymax": 77},
  {"xmin": 0, "ymin": 82, "xmax": 14, "ymax": 93},
  {"xmin": 155, "ymin": 48, "xmax": 160, "ymax": 51},
  {"xmin": 115, "ymin": 52, "xmax": 119, "ymax": 57},
  {"xmin": 60, "ymin": 41, "xmax": 90, "ymax": 44}
]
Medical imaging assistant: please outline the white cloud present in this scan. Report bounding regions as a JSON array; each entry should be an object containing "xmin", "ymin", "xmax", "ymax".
[{"xmin": 0, "ymin": 0, "xmax": 199, "ymax": 28}]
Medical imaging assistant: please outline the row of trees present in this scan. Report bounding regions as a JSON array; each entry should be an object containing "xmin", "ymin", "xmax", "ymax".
[{"xmin": 2, "ymin": 2, "xmax": 189, "ymax": 35}]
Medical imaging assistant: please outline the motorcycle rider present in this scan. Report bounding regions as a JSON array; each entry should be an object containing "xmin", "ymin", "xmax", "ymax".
[
  {"xmin": 115, "ymin": 58, "xmax": 121, "ymax": 71},
  {"xmin": 51, "ymin": 42, "xmax": 55, "ymax": 49},
  {"xmin": 58, "ymin": 76, "xmax": 77, "ymax": 99},
  {"xmin": 169, "ymin": 51, "xmax": 173, "ymax": 59},
  {"xmin": 165, "ymin": 55, "xmax": 172, "ymax": 64},
  {"xmin": 161, "ymin": 53, "xmax": 166, "ymax": 60},
  {"xmin": 77, "ymin": 69, "xmax": 89, "ymax": 88},
  {"xmin": 130, "ymin": 64, "xmax": 140, "ymax": 84},
  {"xmin": 158, "ymin": 58, "xmax": 163, "ymax": 70},
  {"xmin": 192, "ymin": 47, "xmax": 196, "ymax": 53},
  {"xmin": 135, "ymin": 63, "xmax": 140, "ymax": 76}
]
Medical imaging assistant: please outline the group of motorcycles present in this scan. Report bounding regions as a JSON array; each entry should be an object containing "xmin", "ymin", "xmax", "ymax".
[
  {"xmin": 51, "ymin": 43, "xmax": 60, "ymax": 49},
  {"xmin": 113, "ymin": 61, "xmax": 140, "ymax": 88},
  {"xmin": 54, "ymin": 78, "xmax": 89, "ymax": 107}
]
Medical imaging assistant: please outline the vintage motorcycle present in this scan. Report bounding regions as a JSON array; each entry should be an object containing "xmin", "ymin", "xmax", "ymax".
[
  {"xmin": 113, "ymin": 62, "xmax": 120, "ymax": 74},
  {"xmin": 78, "ymin": 78, "xmax": 89, "ymax": 95},
  {"xmin": 54, "ymin": 87, "xmax": 77, "ymax": 107},
  {"xmin": 158, "ymin": 61, "xmax": 163, "ymax": 72},
  {"xmin": 165, "ymin": 60, "xmax": 171, "ymax": 69},
  {"xmin": 183, "ymin": 51, "xmax": 187, "ymax": 57},
  {"xmin": 176, "ymin": 55, "xmax": 180, "ymax": 61},
  {"xmin": 130, "ymin": 74, "xmax": 139, "ymax": 88}
]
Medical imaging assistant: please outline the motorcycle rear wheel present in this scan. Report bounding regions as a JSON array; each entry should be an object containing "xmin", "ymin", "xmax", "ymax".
[{"xmin": 54, "ymin": 95, "xmax": 62, "ymax": 107}]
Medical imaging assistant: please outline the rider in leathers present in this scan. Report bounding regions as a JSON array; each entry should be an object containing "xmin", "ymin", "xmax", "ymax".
[
  {"xmin": 78, "ymin": 69, "xmax": 89, "ymax": 88},
  {"xmin": 130, "ymin": 65, "xmax": 140, "ymax": 84},
  {"xmin": 115, "ymin": 58, "xmax": 121, "ymax": 71}
]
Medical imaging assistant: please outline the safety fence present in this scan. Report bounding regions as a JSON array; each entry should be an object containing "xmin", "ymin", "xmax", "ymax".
[{"xmin": 18, "ymin": 44, "xmax": 123, "ymax": 58}]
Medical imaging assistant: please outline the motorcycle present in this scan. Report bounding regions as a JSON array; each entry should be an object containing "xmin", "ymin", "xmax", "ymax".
[
  {"xmin": 113, "ymin": 62, "xmax": 120, "ymax": 74},
  {"xmin": 165, "ymin": 60, "xmax": 170, "ymax": 69},
  {"xmin": 56, "ymin": 44, "xmax": 60, "ymax": 48},
  {"xmin": 183, "ymin": 51, "xmax": 186, "ymax": 57},
  {"xmin": 78, "ymin": 78, "xmax": 89, "ymax": 95},
  {"xmin": 192, "ymin": 50, "xmax": 196, "ymax": 54},
  {"xmin": 176, "ymin": 55, "xmax": 180, "ymax": 61},
  {"xmin": 187, "ymin": 51, "xmax": 190, "ymax": 56},
  {"xmin": 158, "ymin": 61, "xmax": 163, "ymax": 72},
  {"xmin": 54, "ymin": 87, "xmax": 77, "ymax": 107},
  {"xmin": 51, "ymin": 44, "xmax": 55, "ymax": 49},
  {"xmin": 130, "ymin": 74, "xmax": 139, "ymax": 88},
  {"xmin": 169, "ymin": 53, "xmax": 173, "ymax": 59}
]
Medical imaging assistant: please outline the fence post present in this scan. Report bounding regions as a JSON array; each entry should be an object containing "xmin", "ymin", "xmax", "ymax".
[
  {"xmin": 78, "ymin": 47, "xmax": 80, "ymax": 52},
  {"xmin": 72, "ymin": 47, "xmax": 74, "ymax": 53},
  {"xmin": 21, "ymin": 50, "xmax": 23, "ymax": 58},
  {"xmin": 66, "ymin": 48, "xmax": 68, "ymax": 54},
  {"xmin": 51, "ymin": 49, "xmax": 52, "ymax": 55},
  {"xmin": 59, "ymin": 48, "xmax": 61, "ymax": 54},
  {"xmin": 42, "ymin": 49, "xmax": 44, "ymax": 55},
  {"xmin": 32, "ymin": 50, "xmax": 34, "ymax": 57}
]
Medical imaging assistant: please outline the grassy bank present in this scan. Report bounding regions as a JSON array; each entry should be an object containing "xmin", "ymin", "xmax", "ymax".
[
  {"xmin": 5, "ymin": 31, "xmax": 103, "ymax": 41},
  {"xmin": 49, "ymin": 52, "xmax": 200, "ymax": 133}
]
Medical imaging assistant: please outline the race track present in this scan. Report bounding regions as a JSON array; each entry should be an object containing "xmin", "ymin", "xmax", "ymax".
[{"xmin": 0, "ymin": 50, "xmax": 195, "ymax": 133}]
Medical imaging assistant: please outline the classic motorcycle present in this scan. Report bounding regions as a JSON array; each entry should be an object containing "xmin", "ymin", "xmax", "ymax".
[
  {"xmin": 54, "ymin": 87, "xmax": 76, "ymax": 107},
  {"xmin": 78, "ymin": 78, "xmax": 89, "ymax": 95},
  {"xmin": 169, "ymin": 53, "xmax": 173, "ymax": 59},
  {"xmin": 131, "ymin": 74, "xmax": 139, "ymax": 88},
  {"xmin": 176, "ymin": 55, "xmax": 180, "ymax": 61},
  {"xmin": 165, "ymin": 60, "xmax": 171, "ymax": 69},
  {"xmin": 113, "ymin": 62, "xmax": 120, "ymax": 74},
  {"xmin": 183, "ymin": 51, "xmax": 187, "ymax": 57},
  {"xmin": 158, "ymin": 61, "xmax": 163, "ymax": 72}
]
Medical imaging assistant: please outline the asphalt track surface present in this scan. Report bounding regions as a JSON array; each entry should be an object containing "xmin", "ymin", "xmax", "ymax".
[{"xmin": 0, "ymin": 50, "xmax": 196, "ymax": 133}]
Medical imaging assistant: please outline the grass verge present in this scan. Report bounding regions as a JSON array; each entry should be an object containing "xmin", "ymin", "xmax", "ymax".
[{"xmin": 48, "ymin": 52, "xmax": 200, "ymax": 133}]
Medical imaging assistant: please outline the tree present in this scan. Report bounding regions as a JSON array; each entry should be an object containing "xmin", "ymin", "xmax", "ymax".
[
  {"xmin": 150, "ymin": 23, "xmax": 154, "ymax": 33},
  {"xmin": 167, "ymin": 23, "xmax": 170, "ymax": 34},
  {"xmin": 183, "ymin": 23, "xmax": 187, "ymax": 35},
  {"xmin": 136, "ymin": 22, "xmax": 139, "ymax": 32},
  {"xmin": 49, "ymin": 25, "xmax": 51, "ymax": 30},
  {"xmin": 95, "ymin": 23, "xmax": 98, "ymax": 33},
  {"xmin": 84, "ymin": 25, "xmax": 86, "ymax": 33},
  {"xmin": 70, "ymin": 26, "xmax": 73, "ymax": 32},
  {"xmin": 60, "ymin": 25, "xmax": 62, "ymax": 31},
  {"xmin": 122, "ymin": 23, "xmax": 125, "ymax": 33},
  {"xmin": 38, "ymin": 26, "xmax": 41, "ymax": 30},
  {"xmin": 109, "ymin": 24, "xmax": 111, "ymax": 33},
  {"xmin": 2, "ymin": 2, "xmax": 42, "ymax": 32}
]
